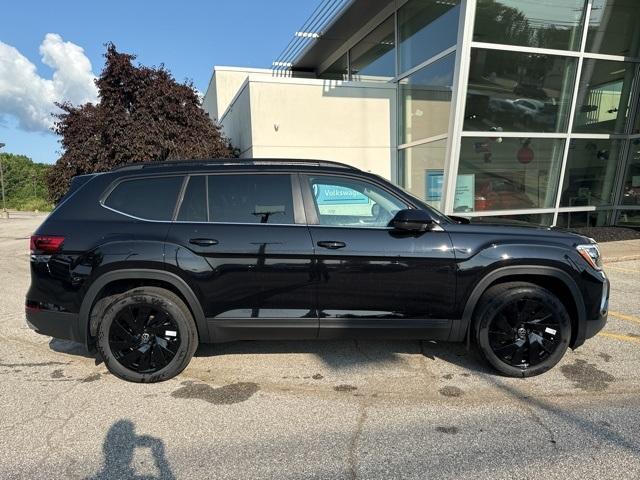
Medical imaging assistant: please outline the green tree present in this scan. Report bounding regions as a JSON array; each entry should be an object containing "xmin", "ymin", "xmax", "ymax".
[
  {"xmin": 48, "ymin": 43, "xmax": 235, "ymax": 202},
  {"xmin": 0, "ymin": 153, "xmax": 53, "ymax": 211}
]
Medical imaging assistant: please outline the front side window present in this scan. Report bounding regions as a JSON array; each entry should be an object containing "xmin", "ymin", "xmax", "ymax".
[
  {"xmin": 208, "ymin": 174, "xmax": 295, "ymax": 224},
  {"xmin": 104, "ymin": 176, "xmax": 184, "ymax": 221},
  {"xmin": 308, "ymin": 176, "xmax": 407, "ymax": 228}
]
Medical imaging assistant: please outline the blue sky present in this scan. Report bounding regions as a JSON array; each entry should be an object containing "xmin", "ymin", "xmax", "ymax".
[{"xmin": 0, "ymin": 0, "xmax": 320, "ymax": 164}]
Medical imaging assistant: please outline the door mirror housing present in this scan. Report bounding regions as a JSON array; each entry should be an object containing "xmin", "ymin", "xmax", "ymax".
[{"xmin": 389, "ymin": 209, "xmax": 435, "ymax": 232}]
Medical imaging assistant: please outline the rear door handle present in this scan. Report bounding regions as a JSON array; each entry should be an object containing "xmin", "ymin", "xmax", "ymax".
[
  {"xmin": 317, "ymin": 241, "xmax": 346, "ymax": 250},
  {"xmin": 189, "ymin": 238, "xmax": 219, "ymax": 247}
]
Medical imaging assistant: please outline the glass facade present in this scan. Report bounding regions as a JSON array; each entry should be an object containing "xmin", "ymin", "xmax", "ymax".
[
  {"xmin": 456, "ymin": 137, "xmax": 564, "ymax": 212},
  {"xmin": 349, "ymin": 16, "xmax": 395, "ymax": 82},
  {"xmin": 310, "ymin": 0, "xmax": 640, "ymax": 227},
  {"xmin": 464, "ymin": 49, "xmax": 577, "ymax": 132},
  {"xmin": 474, "ymin": 0, "xmax": 586, "ymax": 51},
  {"xmin": 398, "ymin": 0, "xmax": 461, "ymax": 72},
  {"xmin": 399, "ymin": 54, "xmax": 455, "ymax": 144}
]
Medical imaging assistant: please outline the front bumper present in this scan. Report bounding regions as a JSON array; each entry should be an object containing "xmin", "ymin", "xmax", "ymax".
[{"xmin": 25, "ymin": 308, "xmax": 83, "ymax": 343}]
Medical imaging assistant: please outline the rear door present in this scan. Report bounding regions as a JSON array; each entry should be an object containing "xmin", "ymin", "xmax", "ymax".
[
  {"xmin": 301, "ymin": 173, "xmax": 456, "ymax": 340},
  {"xmin": 165, "ymin": 172, "xmax": 317, "ymax": 341}
]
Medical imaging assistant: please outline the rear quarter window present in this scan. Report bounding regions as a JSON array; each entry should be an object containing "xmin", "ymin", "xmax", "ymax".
[{"xmin": 103, "ymin": 176, "xmax": 184, "ymax": 221}]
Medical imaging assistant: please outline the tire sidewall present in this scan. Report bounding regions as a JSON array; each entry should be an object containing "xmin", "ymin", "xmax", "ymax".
[
  {"xmin": 97, "ymin": 289, "xmax": 196, "ymax": 383},
  {"xmin": 477, "ymin": 286, "xmax": 571, "ymax": 377}
]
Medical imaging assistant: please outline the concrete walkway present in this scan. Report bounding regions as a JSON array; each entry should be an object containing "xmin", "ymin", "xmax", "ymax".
[{"xmin": 600, "ymin": 239, "xmax": 640, "ymax": 263}]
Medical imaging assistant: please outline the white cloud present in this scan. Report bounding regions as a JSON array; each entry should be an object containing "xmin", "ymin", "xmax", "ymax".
[{"xmin": 0, "ymin": 33, "xmax": 98, "ymax": 133}]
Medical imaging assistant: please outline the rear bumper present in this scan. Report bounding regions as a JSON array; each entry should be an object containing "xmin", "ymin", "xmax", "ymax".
[{"xmin": 25, "ymin": 308, "xmax": 83, "ymax": 344}]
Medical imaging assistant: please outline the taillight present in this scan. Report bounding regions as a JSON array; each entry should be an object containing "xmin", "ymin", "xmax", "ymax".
[{"xmin": 30, "ymin": 235, "xmax": 65, "ymax": 254}]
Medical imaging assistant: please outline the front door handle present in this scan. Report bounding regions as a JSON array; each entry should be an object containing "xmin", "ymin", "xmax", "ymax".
[
  {"xmin": 189, "ymin": 238, "xmax": 219, "ymax": 247},
  {"xmin": 317, "ymin": 240, "xmax": 346, "ymax": 250}
]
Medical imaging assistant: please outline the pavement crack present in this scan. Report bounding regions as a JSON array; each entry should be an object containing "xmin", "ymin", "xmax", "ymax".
[
  {"xmin": 347, "ymin": 401, "xmax": 369, "ymax": 480},
  {"xmin": 521, "ymin": 404, "xmax": 558, "ymax": 449}
]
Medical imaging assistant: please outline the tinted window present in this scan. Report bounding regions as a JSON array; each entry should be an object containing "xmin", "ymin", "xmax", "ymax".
[
  {"xmin": 586, "ymin": 0, "xmax": 640, "ymax": 57},
  {"xmin": 104, "ymin": 176, "xmax": 184, "ymax": 220},
  {"xmin": 308, "ymin": 176, "xmax": 407, "ymax": 228},
  {"xmin": 177, "ymin": 175, "xmax": 207, "ymax": 222},
  {"xmin": 208, "ymin": 174, "xmax": 295, "ymax": 224}
]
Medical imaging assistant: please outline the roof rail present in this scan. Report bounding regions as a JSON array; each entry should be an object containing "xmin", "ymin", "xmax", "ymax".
[{"xmin": 111, "ymin": 159, "xmax": 358, "ymax": 172}]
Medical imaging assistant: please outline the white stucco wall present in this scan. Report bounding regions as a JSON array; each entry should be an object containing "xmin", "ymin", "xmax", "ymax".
[{"xmin": 208, "ymin": 69, "xmax": 398, "ymax": 181}]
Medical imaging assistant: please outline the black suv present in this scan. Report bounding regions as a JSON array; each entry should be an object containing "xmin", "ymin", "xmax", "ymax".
[{"xmin": 27, "ymin": 160, "xmax": 609, "ymax": 382}]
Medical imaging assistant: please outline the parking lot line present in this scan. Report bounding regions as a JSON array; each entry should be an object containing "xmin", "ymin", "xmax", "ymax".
[
  {"xmin": 598, "ymin": 331, "xmax": 640, "ymax": 344},
  {"xmin": 609, "ymin": 311, "xmax": 640, "ymax": 326}
]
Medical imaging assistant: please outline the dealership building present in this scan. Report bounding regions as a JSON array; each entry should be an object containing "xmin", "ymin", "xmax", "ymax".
[{"xmin": 203, "ymin": 0, "xmax": 640, "ymax": 227}]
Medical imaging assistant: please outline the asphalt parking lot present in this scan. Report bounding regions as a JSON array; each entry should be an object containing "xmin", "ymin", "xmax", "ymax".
[{"xmin": 1, "ymin": 214, "xmax": 639, "ymax": 479}]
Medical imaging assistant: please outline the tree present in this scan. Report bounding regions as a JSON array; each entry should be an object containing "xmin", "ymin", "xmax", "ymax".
[
  {"xmin": 0, "ymin": 153, "xmax": 53, "ymax": 211},
  {"xmin": 47, "ymin": 43, "xmax": 235, "ymax": 202}
]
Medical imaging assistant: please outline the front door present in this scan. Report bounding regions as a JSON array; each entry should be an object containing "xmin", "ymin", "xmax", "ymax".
[
  {"xmin": 165, "ymin": 172, "xmax": 317, "ymax": 341},
  {"xmin": 301, "ymin": 173, "xmax": 456, "ymax": 340}
]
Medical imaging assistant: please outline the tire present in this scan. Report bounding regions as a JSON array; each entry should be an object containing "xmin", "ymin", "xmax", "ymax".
[
  {"xmin": 96, "ymin": 287, "xmax": 198, "ymax": 383},
  {"xmin": 474, "ymin": 282, "xmax": 571, "ymax": 377}
]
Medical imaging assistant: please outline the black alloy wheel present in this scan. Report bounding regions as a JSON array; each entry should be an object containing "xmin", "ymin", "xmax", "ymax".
[
  {"xmin": 97, "ymin": 287, "xmax": 198, "ymax": 383},
  {"xmin": 108, "ymin": 304, "xmax": 181, "ymax": 374},
  {"xmin": 487, "ymin": 298, "xmax": 561, "ymax": 368},
  {"xmin": 475, "ymin": 282, "xmax": 571, "ymax": 377}
]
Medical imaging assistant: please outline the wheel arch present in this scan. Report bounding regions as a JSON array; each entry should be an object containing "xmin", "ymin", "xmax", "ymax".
[
  {"xmin": 79, "ymin": 269, "xmax": 209, "ymax": 347},
  {"xmin": 454, "ymin": 266, "xmax": 587, "ymax": 349}
]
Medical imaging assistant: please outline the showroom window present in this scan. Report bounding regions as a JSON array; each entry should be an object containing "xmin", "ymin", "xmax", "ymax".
[
  {"xmin": 464, "ymin": 49, "xmax": 577, "ymax": 132},
  {"xmin": 398, "ymin": 0, "xmax": 460, "ymax": 73},
  {"xmin": 399, "ymin": 54, "xmax": 455, "ymax": 145},
  {"xmin": 349, "ymin": 15, "xmax": 395, "ymax": 82},
  {"xmin": 398, "ymin": 139, "xmax": 448, "ymax": 210},
  {"xmin": 586, "ymin": 0, "xmax": 640, "ymax": 57},
  {"xmin": 455, "ymin": 137, "xmax": 565, "ymax": 213},
  {"xmin": 560, "ymin": 139, "xmax": 623, "ymax": 207},
  {"xmin": 621, "ymin": 140, "xmax": 640, "ymax": 206},
  {"xmin": 474, "ymin": 0, "xmax": 587, "ymax": 51},
  {"xmin": 572, "ymin": 59, "xmax": 638, "ymax": 134}
]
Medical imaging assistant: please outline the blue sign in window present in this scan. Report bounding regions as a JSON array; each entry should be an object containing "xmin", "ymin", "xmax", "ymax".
[{"xmin": 313, "ymin": 184, "xmax": 369, "ymax": 205}]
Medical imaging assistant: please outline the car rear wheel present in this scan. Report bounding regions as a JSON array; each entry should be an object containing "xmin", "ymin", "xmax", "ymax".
[
  {"xmin": 475, "ymin": 282, "xmax": 571, "ymax": 377},
  {"xmin": 96, "ymin": 287, "xmax": 198, "ymax": 383}
]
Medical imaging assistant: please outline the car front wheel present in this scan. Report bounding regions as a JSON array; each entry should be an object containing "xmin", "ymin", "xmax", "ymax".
[
  {"xmin": 96, "ymin": 286, "xmax": 198, "ymax": 382},
  {"xmin": 475, "ymin": 282, "xmax": 572, "ymax": 377}
]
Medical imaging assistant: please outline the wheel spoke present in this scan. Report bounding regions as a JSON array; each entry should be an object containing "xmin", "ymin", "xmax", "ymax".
[{"xmin": 511, "ymin": 343, "xmax": 525, "ymax": 365}]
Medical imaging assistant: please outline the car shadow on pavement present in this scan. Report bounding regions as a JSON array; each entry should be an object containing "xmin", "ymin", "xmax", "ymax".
[
  {"xmin": 86, "ymin": 419, "xmax": 175, "ymax": 480},
  {"xmin": 195, "ymin": 338, "xmax": 494, "ymax": 375},
  {"xmin": 48, "ymin": 338, "xmax": 103, "ymax": 365}
]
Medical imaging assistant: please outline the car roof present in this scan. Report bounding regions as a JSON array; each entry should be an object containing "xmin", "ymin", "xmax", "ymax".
[{"xmin": 110, "ymin": 158, "xmax": 359, "ymax": 175}]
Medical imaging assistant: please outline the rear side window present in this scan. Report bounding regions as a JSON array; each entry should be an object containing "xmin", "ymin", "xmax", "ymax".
[
  {"xmin": 104, "ymin": 176, "xmax": 184, "ymax": 221},
  {"xmin": 208, "ymin": 174, "xmax": 294, "ymax": 224}
]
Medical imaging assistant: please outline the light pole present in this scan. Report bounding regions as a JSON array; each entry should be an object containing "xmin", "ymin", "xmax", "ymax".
[{"xmin": 0, "ymin": 142, "xmax": 7, "ymax": 219}]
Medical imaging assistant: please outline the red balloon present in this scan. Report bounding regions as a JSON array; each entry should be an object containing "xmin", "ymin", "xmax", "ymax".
[{"xmin": 517, "ymin": 146, "xmax": 534, "ymax": 164}]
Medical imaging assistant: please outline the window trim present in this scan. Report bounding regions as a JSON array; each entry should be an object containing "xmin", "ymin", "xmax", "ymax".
[{"xmin": 299, "ymin": 172, "xmax": 415, "ymax": 228}]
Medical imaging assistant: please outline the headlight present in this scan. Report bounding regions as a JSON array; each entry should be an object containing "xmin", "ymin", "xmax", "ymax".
[{"xmin": 577, "ymin": 243, "xmax": 602, "ymax": 270}]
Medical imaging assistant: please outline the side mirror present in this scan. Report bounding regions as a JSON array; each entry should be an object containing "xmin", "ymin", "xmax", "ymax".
[{"xmin": 389, "ymin": 209, "xmax": 435, "ymax": 232}]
